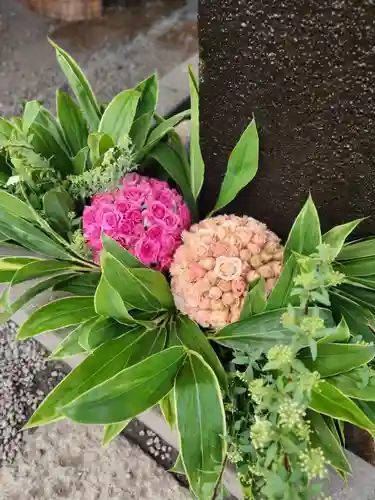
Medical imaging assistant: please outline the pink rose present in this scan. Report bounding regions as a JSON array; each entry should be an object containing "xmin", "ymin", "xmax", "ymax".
[
  {"xmin": 149, "ymin": 178, "xmax": 167, "ymax": 191},
  {"xmin": 92, "ymin": 192, "xmax": 115, "ymax": 204},
  {"xmin": 135, "ymin": 238, "xmax": 160, "ymax": 265},
  {"xmin": 94, "ymin": 204, "xmax": 114, "ymax": 225},
  {"xmin": 154, "ymin": 189, "xmax": 173, "ymax": 208},
  {"xmin": 118, "ymin": 220, "xmax": 134, "ymax": 237},
  {"xmin": 148, "ymin": 201, "xmax": 167, "ymax": 221},
  {"xmin": 147, "ymin": 225, "xmax": 163, "ymax": 241},
  {"xmin": 123, "ymin": 186, "xmax": 148, "ymax": 203},
  {"xmin": 125, "ymin": 208, "xmax": 142, "ymax": 225},
  {"xmin": 122, "ymin": 173, "xmax": 141, "ymax": 187},
  {"xmin": 162, "ymin": 211, "xmax": 180, "ymax": 233}
]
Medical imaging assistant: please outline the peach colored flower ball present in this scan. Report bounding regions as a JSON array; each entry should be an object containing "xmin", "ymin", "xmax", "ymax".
[{"xmin": 170, "ymin": 215, "xmax": 283, "ymax": 329}]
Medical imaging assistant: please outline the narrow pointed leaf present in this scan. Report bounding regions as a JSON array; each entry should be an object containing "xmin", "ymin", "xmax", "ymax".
[
  {"xmin": 212, "ymin": 119, "xmax": 258, "ymax": 214},
  {"xmin": 284, "ymin": 195, "xmax": 321, "ymax": 261},
  {"xmin": 99, "ymin": 90, "xmax": 140, "ymax": 143},
  {"xmin": 336, "ymin": 256, "xmax": 375, "ymax": 277},
  {"xmin": 103, "ymin": 421, "xmax": 130, "ymax": 446},
  {"xmin": 330, "ymin": 369, "xmax": 375, "ymax": 401},
  {"xmin": 43, "ymin": 189, "xmax": 74, "ymax": 235},
  {"xmin": 266, "ymin": 254, "xmax": 299, "ymax": 310},
  {"xmin": 62, "ymin": 346, "xmax": 186, "ymax": 424},
  {"xmin": 133, "ymin": 73, "xmax": 158, "ymax": 119},
  {"xmin": 0, "ymin": 190, "xmax": 36, "ymax": 221},
  {"xmin": 49, "ymin": 322, "xmax": 89, "ymax": 359},
  {"xmin": 188, "ymin": 67, "xmax": 204, "ymax": 199},
  {"xmin": 88, "ymin": 132, "xmax": 114, "ymax": 164},
  {"xmin": 56, "ymin": 90, "xmax": 88, "ymax": 155},
  {"xmin": 160, "ymin": 392, "xmax": 176, "ymax": 428},
  {"xmin": 94, "ymin": 274, "xmax": 134, "ymax": 324},
  {"xmin": 322, "ymin": 219, "xmax": 363, "ymax": 259},
  {"xmin": 240, "ymin": 277, "xmax": 266, "ymax": 319},
  {"xmin": 318, "ymin": 316, "xmax": 351, "ymax": 344},
  {"xmin": 310, "ymin": 380, "xmax": 375, "ymax": 436},
  {"xmin": 0, "ymin": 257, "xmax": 39, "ymax": 283},
  {"xmin": 102, "ymin": 234, "xmax": 144, "ymax": 268},
  {"xmin": 129, "ymin": 112, "xmax": 153, "ymax": 152},
  {"xmin": 29, "ymin": 123, "xmax": 72, "ymax": 176},
  {"xmin": 79, "ymin": 316, "xmax": 131, "ymax": 351},
  {"xmin": 338, "ymin": 237, "xmax": 375, "ymax": 261},
  {"xmin": 72, "ymin": 146, "xmax": 89, "ymax": 174},
  {"xmin": 53, "ymin": 272, "xmax": 100, "ymax": 295},
  {"xmin": 50, "ymin": 39, "xmax": 100, "ymax": 130},
  {"xmin": 17, "ymin": 296, "xmax": 96, "ymax": 340},
  {"xmin": 175, "ymin": 352, "xmax": 226, "ymax": 499}
]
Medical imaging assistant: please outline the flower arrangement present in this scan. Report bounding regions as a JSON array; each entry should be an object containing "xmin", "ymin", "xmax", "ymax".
[{"xmin": 1, "ymin": 46, "xmax": 375, "ymax": 500}]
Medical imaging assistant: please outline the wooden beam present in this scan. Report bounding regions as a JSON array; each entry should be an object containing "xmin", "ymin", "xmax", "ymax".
[{"xmin": 23, "ymin": 0, "xmax": 102, "ymax": 22}]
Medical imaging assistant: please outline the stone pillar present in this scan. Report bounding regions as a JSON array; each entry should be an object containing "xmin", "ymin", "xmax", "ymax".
[{"xmin": 199, "ymin": 0, "xmax": 375, "ymax": 238}]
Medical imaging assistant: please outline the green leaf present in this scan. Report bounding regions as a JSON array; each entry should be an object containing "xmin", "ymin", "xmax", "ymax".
[
  {"xmin": 99, "ymin": 90, "xmax": 140, "ymax": 144},
  {"xmin": 170, "ymin": 454, "xmax": 186, "ymax": 475},
  {"xmin": 0, "ymin": 210, "xmax": 73, "ymax": 260},
  {"xmin": 53, "ymin": 272, "xmax": 100, "ymax": 295},
  {"xmin": 88, "ymin": 132, "xmax": 114, "ymax": 164},
  {"xmin": 150, "ymin": 142, "xmax": 197, "ymax": 217},
  {"xmin": 29, "ymin": 122, "xmax": 72, "ymax": 176},
  {"xmin": 240, "ymin": 277, "xmax": 266, "ymax": 319},
  {"xmin": 17, "ymin": 296, "xmax": 96, "ymax": 340},
  {"xmin": 0, "ymin": 272, "xmax": 77, "ymax": 323},
  {"xmin": 339, "ymin": 284, "xmax": 375, "ymax": 314},
  {"xmin": 10, "ymin": 259, "xmax": 82, "ymax": 286},
  {"xmin": 0, "ymin": 257, "xmax": 39, "ymax": 283},
  {"xmin": 43, "ymin": 189, "xmax": 74, "ymax": 235},
  {"xmin": 299, "ymin": 343, "xmax": 375, "ymax": 377},
  {"xmin": 309, "ymin": 380, "xmax": 375, "ymax": 436},
  {"xmin": 0, "ymin": 189, "xmax": 36, "ymax": 221},
  {"xmin": 0, "ymin": 117, "xmax": 14, "ymax": 140},
  {"xmin": 265, "ymin": 254, "xmax": 299, "ymax": 311},
  {"xmin": 62, "ymin": 346, "xmax": 186, "ymax": 424},
  {"xmin": 26, "ymin": 325, "xmax": 149, "ymax": 427},
  {"xmin": 79, "ymin": 316, "xmax": 130, "ymax": 351},
  {"xmin": 174, "ymin": 314, "xmax": 227, "ymax": 389},
  {"xmin": 72, "ymin": 146, "xmax": 89, "ymax": 174},
  {"xmin": 322, "ymin": 219, "xmax": 363, "ymax": 259},
  {"xmin": 330, "ymin": 369, "xmax": 375, "ymax": 401},
  {"xmin": 56, "ymin": 90, "xmax": 88, "ymax": 155},
  {"xmin": 330, "ymin": 291, "xmax": 375, "ymax": 343},
  {"xmin": 336, "ymin": 256, "xmax": 375, "ymax": 277},
  {"xmin": 101, "ymin": 251, "xmax": 172, "ymax": 311},
  {"xmin": 187, "ymin": 67, "xmax": 204, "ymax": 200},
  {"xmin": 50, "ymin": 39, "xmax": 100, "ymax": 130},
  {"xmin": 338, "ymin": 237, "xmax": 375, "ymax": 261},
  {"xmin": 284, "ymin": 195, "xmax": 321, "ymax": 262},
  {"xmin": 133, "ymin": 73, "xmax": 158, "ymax": 119},
  {"xmin": 102, "ymin": 421, "xmax": 130, "ymax": 446},
  {"xmin": 308, "ymin": 411, "xmax": 351, "ymax": 475},
  {"xmin": 160, "ymin": 392, "xmax": 176, "ymax": 428},
  {"xmin": 94, "ymin": 274, "xmax": 134, "ymax": 324},
  {"xmin": 212, "ymin": 119, "xmax": 258, "ymax": 214},
  {"xmin": 318, "ymin": 316, "xmax": 351, "ymax": 344},
  {"xmin": 102, "ymin": 233, "xmax": 144, "ymax": 268},
  {"xmin": 175, "ymin": 352, "xmax": 226, "ymax": 499},
  {"xmin": 49, "ymin": 322, "xmax": 88, "ymax": 359},
  {"xmin": 129, "ymin": 112, "xmax": 153, "ymax": 152}
]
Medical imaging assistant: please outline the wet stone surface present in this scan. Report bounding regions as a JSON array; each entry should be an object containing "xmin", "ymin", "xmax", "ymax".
[{"xmin": 199, "ymin": 0, "xmax": 375, "ymax": 238}]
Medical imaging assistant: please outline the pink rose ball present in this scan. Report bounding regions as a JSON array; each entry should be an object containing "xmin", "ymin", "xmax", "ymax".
[
  {"xmin": 83, "ymin": 173, "xmax": 191, "ymax": 271},
  {"xmin": 170, "ymin": 215, "xmax": 284, "ymax": 328}
]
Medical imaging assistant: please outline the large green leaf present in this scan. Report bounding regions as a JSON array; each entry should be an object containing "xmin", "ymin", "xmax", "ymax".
[
  {"xmin": 150, "ymin": 142, "xmax": 197, "ymax": 217},
  {"xmin": 336, "ymin": 257, "xmax": 375, "ymax": 277},
  {"xmin": 0, "ymin": 117, "xmax": 14, "ymax": 141},
  {"xmin": 102, "ymin": 421, "xmax": 130, "ymax": 446},
  {"xmin": 338, "ymin": 237, "xmax": 375, "ymax": 261},
  {"xmin": 10, "ymin": 259, "xmax": 82, "ymax": 286},
  {"xmin": 338, "ymin": 284, "xmax": 375, "ymax": 314},
  {"xmin": 240, "ymin": 278, "xmax": 266, "ymax": 319},
  {"xmin": 129, "ymin": 112, "xmax": 153, "ymax": 152},
  {"xmin": 101, "ymin": 251, "xmax": 172, "ymax": 311},
  {"xmin": 43, "ymin": 189, "xmax": 74, "ymax": 235},
  {"xmin": 51, "ymin": 39, "xmax": 101, "ymax": 130},
  {"xmin": 0, "ymin": 209, "xmax": 73, "ymax": 260},
  {"xmin": 62, "ymin": 346, "xmax": 186, "ymax": 424},
  {"xmin": 79, "ymin": 316, "xmax": 130, "ymax": 351},
  {"xmin": 53, "ymin": 272, "xmax": 100, "ymax": 295},
  {"xmin": 133, "ymin": 73, "xmax": 158, "ymax": 119},
  {"xmin": 94, "ymin": 274, "xmax": 134, "ymax": 324},
  {"xmin": 17, "ymin": 296, "xmax": 96, "ymax": 340},
  {"xmin": 72, "ymin": 146, "xmax": 89, "ymax": 174},
  {"xmin": 159, "ymin": 392, "xmax": 176, "ymax": 429},
  {"xmin": 49, "ymin": 321, "xmax": 88, "ymax": 359},
  {"xmin": 175, "ymin": 352, "xmax": 226, "ymax": 500},
  {"xmin": 56, "ymin": 90, "xmax": 88, "ymax": 155},
  {"xmin": 330, "ymin": 369, "xmax": 375, "ymax": 401},
  {"xmin": 0, "ymin": 190, "xmax": 36, "ymax": 221},
  {"xmin": 99, "ymin": 90, "xmax": 140, "ymax": 144},
  {"xmin": 309, "ymin": 380, "xmax": 375, "ymax": 436},
  {"xmin": 174, "ymin": 315, "xmax": 227, "ymax": 389},
  {"xmin": 102, "ymin": 234, "xmax": 144, "ymax": 268},
  {"xmin": 284, "ymin": 195, "xmax": 321, "ymax": 262},
  {"xmin": 29, "ymin": 122, "xmax": 72, "ymax": 176},
  {"xmin": 322, "ymin": 219, "xmax": 363, "ymax": 259},
  {"xmin": 265, "ymin": 254, "xmax": 299, "ymax": 310},
  {"xmin": 212, "ymin": 119, "xmax": 258, "ymax": 214},
  {"xmin": 330, "ymin": 291, "xmax": 375, "ymax": 343},
  {"xmin": 26, "ymin": 325, "xmax": 152, "ymax": 427},
  {"xmin": 187, "ymin": 67, "xmax": 204, "ymax": 200},
  {"xmin": 87, "ymin": 132, "xmax": 114, "ymax": 164},
  {"xmin": 317, "ymin": 316, "xmax": 351, "ymax": 344},
  {"xmin": 299, "ymin": 343, "xmax": 375, "ymax": 377},
  {"xmin": 308, "ymin": 411, "xmax": 351, "ymax": 475}
]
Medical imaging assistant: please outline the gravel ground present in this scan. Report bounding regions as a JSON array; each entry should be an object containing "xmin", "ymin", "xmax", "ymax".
[{"xmin": 0, "ymin": 420, "xmax": 189, "ymax": 500}]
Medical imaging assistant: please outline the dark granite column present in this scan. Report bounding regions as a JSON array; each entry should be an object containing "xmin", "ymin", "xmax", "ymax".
[{"xmin": 199, "ymin": 0, "xmax": 375, "ymax": 238}]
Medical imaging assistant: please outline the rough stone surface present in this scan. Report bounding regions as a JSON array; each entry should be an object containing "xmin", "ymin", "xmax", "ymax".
[
  {"xmin": 0, "ymin": 420, "xmax": 189, "ymax": 500},
  {"xmin": 199, "ymin": 0, "xmax": 375, "ymax": 237}
]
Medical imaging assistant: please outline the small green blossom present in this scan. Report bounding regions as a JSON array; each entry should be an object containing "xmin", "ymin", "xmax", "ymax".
[
  {"xmin": 248, "ymin": 379, "xmax": 266, "ymax": 405},
  {"xmin": 299, "ymin": 316, "xmax": 325, "ymax": 338},
  {"xmin": 299, "ymin": 447, "xmax": 327, "ymax": 481},
  {"xmin": 267, "ymin": 345, "xmax": 294, "ymax": 367},
  {"xmin": 279, "ymin": 399, "xmax": 305, "ymax": 430},
  {"xmin": 70, "ymin": 229, "xmax": 91, "ymax": 259},
  {"xmin": 298, "ymin": 371, "xmax": 320, "ymax": 394},
  {"xmin": 281, "ymin": 311, "xmax": 296, "ymax": 328},
  {"xmin": 228, "ymin": 447, "xmax": 243, "ymax": 463},
  {"xmin": 250, "ymin": 417, "xmax": 274, "ymax": 450}
]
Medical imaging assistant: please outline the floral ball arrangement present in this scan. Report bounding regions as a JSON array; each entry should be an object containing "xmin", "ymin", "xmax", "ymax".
[
  {"xmin": 83, "ymin": 173, "xmax": 191, "ymax": 271},
  {"xmin": 170, "ymin": 215, "xmax": 284, "ymax": 328}
]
